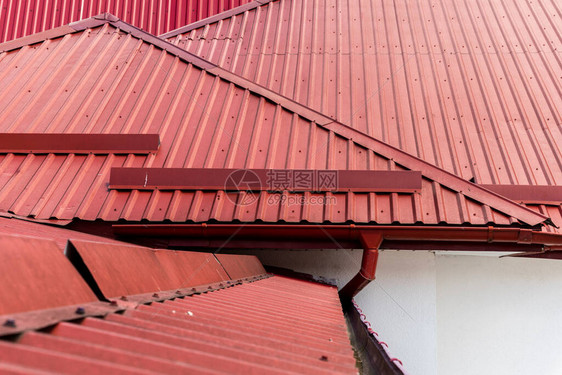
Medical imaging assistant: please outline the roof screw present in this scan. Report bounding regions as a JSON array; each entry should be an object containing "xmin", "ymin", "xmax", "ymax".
[
  {"xmin": 109, "ymin": 300, "xmax": 118, "ymax": 306},
  {"xmin": 120, "ymin": 296, "xmax": 128, "ymax": 301},
  {"xmin": 3, "ymin": 319, "xmax": 16, "ymax": 328},
  {"xmin": 219, "ymin": 283, "xmax": 224, "ymax": 288},
  {"xmin": 175, "ymin": 290, "xmax": 182, "ymax": 295},
  {"xmin": 75, "ymin": 307, "xmax": 85, "ymax": 315},
  {"xmin": 226, "ymin": 281, "xmax": 231, "ymax": 285},
  {"xmin": 191, "ymin": 288, "xmax": 197, "ymax": 292},
  {"xmin": 320, "ymin": 355, "xmax": 329, "ymax": 362},
  {"xmin": 152, "ymin": 293, "xmax": 159, "ymax": 298},
  {"xmin": 208, "ymin": 286, "xmax": 213, "ymax": 290}
]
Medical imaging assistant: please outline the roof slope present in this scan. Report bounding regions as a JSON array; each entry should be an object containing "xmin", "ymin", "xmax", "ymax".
[
  {"xmin": 0, "ymin": 276, "xmax": 356, "ymax": 375},
  {"xmin": 0, "ymin": 223, "xmax": 355, "ymax": 373},
  {"xmin": 0, "ymin": 15, "xmax": 548, "ymax": 227},
  {"xmin": 164, "ymin": 0, "xmax": 562, "ymax": 186},
  {"xmin": 0, "ymin": 0, "xmax": 252, "ymax": 43}
]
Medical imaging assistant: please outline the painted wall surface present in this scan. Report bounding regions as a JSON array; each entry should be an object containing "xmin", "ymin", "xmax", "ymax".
[
  {"xmin": 242, "ymin": 249, "xmax": 562, "ymax": 375},
  {"xmin": 436, "ymin": 254, "xmax": 562, "ymax": 375}
]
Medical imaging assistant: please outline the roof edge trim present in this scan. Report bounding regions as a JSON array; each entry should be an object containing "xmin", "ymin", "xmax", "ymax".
[
  {"xmin": 322, "ymin": 122, "xmax": 550, "ymax": 226},
  {"xmin": 159, "ymin": 0, "xmax": 276, "ymax": 39},
  {"xmin": 0, "ymin": 25, "xmax": 75, "ymax": 53}
]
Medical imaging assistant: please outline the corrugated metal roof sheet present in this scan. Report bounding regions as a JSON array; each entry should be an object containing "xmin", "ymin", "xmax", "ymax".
[
  {"xmin": 0, "ymin": 215, "xmax": 268, "ymax": 315},
  {"xmin": 0, "ymin": 16, "xmax": 549, "ymax": 229},
  {"xmin": 0, "ymin": 276, "xmax": 357, "ymax": 374},
  {"xmin": 0, "ymin": 0, "xmax": 252, "ymax": 43},
  {"xmin": 0, "ymin": 216, "xmax": 355, "ymax": 373},
  {"xmin": 165, "ymin": 0, "xmax": 562, "ymax": 187},
  {"xmin": 0, "ymin": 214, "xmax": 125, "ymax": 249},
  {"xmin": 0, "ymin": 233, "xmax": 97, "ymax": 315}
]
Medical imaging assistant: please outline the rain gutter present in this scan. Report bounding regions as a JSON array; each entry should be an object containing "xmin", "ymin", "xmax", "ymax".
[
  {"xmin": 113, "ymin": 223, "xmax": 562, "ymax": 299},
  {"xmin": 112, "ymin": 223, "xmax": 562, "ymax": 247}
]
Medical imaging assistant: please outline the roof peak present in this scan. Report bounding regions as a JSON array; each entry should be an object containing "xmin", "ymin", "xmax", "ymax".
[
  {"xmin": 160, "ymin": 0, "xmax": 276, "ymax": 39},
  {"xmin": 0, "ymin": 13, "xmax": 550, "ymax": 227}
]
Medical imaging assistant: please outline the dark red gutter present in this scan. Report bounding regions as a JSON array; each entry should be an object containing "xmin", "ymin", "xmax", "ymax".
[
  {"xmin": 112, "ymin": 223, "xmax": 562, "ymax": 247},
  {"xmin": 112, "ymin": 223, "xmax": 562, "ymax": 299}
]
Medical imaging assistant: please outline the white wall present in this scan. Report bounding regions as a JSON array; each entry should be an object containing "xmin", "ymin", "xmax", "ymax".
[
  {"xmin": 436, "ymin": 254, "xmax": 562, "ymax": 375},
  {"xmin": 242, "ymin": 249, "xmax": 562, "ymax": 375}
]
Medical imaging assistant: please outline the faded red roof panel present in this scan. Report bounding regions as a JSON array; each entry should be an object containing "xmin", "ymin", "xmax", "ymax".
[
  {"xmin": 0, "ymin": 234, "xmax": 97, "ymax": 315},
  {"xmin": 0, "ymin": 16, "xmax": 548, "ymax": 227},
  {"xmin": 0, "ymin": 214, "xmax": 125, "ymax": 250},
  {"xmin": 68, "ymin": 240, "xmax": 240, "ymax": 298},
  {"xmin": 216, "ymin": 253, "xmax": 266, "ymax": 279},
  {"xmin": 0, "ymin": 276, "xmax": 358, "ymax": 374},
  {"xmin": 166, "ymin": 0, "xmax": 562, "ymax": 187},
  {"xmin": 0, "ymin": 0, "xmax": 252, "ymax": 43}
]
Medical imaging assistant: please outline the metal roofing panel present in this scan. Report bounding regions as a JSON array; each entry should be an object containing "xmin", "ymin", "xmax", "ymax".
[
  {"xmin": 166, "ymin": 0, "xmax": 562, "ymax": 187},
  {"xmin": 215, "ymin": 253, "xmax": 266, "ymax": 279},
  {"xmin": 0, "ymin": 215, "xmax": 125, "ymax": 250},
  {"xmin": 0, "ymin": 18, "xmax": 549, "ymax": 228},
  {"xmin": 68, "ymin": 240, "xmax": 232, "ymax": 298},
  {"xmin": 0, "ymin": 234, "xmax": 97, "ymax": 315},
  {"xmin": 0, "ymin": 276, "xmax": 358, "ymax": 374},
  {"xmin": 0, "ymin": 0, "xmax": 252, "ymax": 43}
]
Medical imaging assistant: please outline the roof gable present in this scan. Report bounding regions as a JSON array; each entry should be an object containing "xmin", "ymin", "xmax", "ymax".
[{"xmin": 0, "ymin": 15, "xmax": 549, "ymax": 227}]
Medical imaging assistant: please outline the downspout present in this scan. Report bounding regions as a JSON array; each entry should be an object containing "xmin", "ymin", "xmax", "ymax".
[{"xmin": 339, "ymin": 232, "xmax": 383, "ymax": 303}]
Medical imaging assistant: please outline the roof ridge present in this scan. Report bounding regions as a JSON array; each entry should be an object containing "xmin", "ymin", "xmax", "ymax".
[
  {"xmin": 0, "ymin": 13, "xmax": 549, "ymax": 227},
  {"xmin": 159, "ymin": 0, "xmax": 276, "ymax": 39}
]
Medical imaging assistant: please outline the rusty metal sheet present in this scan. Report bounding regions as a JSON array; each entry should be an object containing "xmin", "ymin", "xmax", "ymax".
[
  {"xmin": 0, "ymin": 235, "xmax": 97, "ymax": 315},
  {"xmin": 0, "ymin": 0, "xmax": 252, "ymax": 43},
  {"xmin": 0, "ymin": 17, "xmax": 550, "ymax": 229},
  {"xmin": 0, "ymin": 134, "xmax": 159, "ymax": 154},
  {"xmin": 0, "ymin": 276, "xmax": 356, "ymax": 374},
  {"xmin": 215, "ymin": 254, "xmax": 266, "ymax": 280},
  {"xmin": 68, "ymin": 240, "xmax": 231, "ymax": 298},
  {"xmin": 167, "ymin": 0, "xmax": 562, "ymax": 188}
]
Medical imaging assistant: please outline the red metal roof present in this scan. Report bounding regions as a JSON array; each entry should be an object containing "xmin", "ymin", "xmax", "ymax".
[
  {"xmin": 0, "ymin": 276, "xmax": 357, "ymax": 374},
  {"xmin": 0, "ymin": 214, "xmax": 125, "ymax": 249},
  {"xmin": 0, "ymin": 215, "xmax": 267, "ymax": 315},
  {"xmin": 164, "ymin": 0, "xmax": 562, "ymax": 187},
  {"xmin": 0, "ymin": 0, "xmax": 252, "ymax": 43},
  {"xmin": 67, "ymin": 240, "xmax": 233, "ymax": 298},
  {"xmin": 0, "ymin": 15, "xmax": 549, "ymax": 229},
  {"xmin": 0, "ymin": 217, "xmax": 356, "ymax": 373},
  {"xmin": 0, "ymin": 233, "xmax": 97, "ymax": 315}
]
